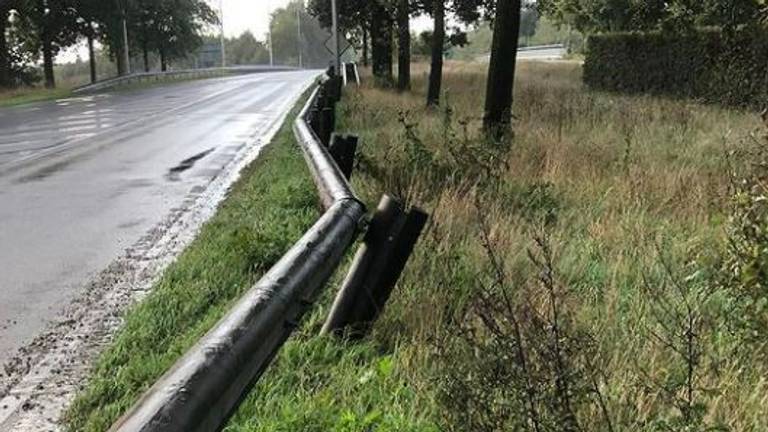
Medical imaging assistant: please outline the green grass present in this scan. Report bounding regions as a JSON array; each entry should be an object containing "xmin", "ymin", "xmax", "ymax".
[
  {"xmin": 64, "ymin": 93, "xmax": 318, "ymax": 431},
  {"xmin": 0, "ymin": 86, "xmax": 73, "ymax": 107}
]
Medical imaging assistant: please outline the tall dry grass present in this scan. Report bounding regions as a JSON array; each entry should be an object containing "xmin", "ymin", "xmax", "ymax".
[{"xmin": 339, "ymin": 61, "xmax": 767, "ymax": 431}]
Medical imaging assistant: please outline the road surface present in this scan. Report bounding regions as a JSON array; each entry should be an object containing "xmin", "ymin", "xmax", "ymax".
[{"xmin": 0, "ymin": 70, "xmax": 317, "ymax": 369}]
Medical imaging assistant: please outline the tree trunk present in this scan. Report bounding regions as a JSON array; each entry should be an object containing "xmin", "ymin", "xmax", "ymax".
[
  {"xmin": 0, "ymin": 9, "xmax": 9, "ymax": 88},
  {"xmin": 396, "ymin": 0, "xmax": 411, "ymax": 91},
  {"xmin": 88, "ymin": 33, "xmax": 97, "ymax": 83},
  {"xmin": 361, "ymin": 25, "xmax": 369, "ymax": 67},
  {"xmin": 483, "ymin": 0, "xmax": 522, "ymax": 138},
  {"xmin": 42, "ymin": 29, "xmax": 55, "ymax": 89},
  {"xmin": 142, "ymin": 42, "xmax": 150, "ymax": 72},
  {"xmin": 160, "ymin": 49, "xmax": 168, "ymax": 72},
  {"xmin": 426, "ymin": 0, "xmax": 444, "ymax": 107},
  {"xmin": 370, "ymin": 1, "xmax": 393, "ymax": 84},
  {"xmin": 115, "ymin": 31, "xmax": 127, "ymax": 75}
]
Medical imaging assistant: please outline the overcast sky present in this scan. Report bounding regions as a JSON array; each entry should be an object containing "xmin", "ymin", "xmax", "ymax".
[{"xmin": 226, "ymin": 0, "xmax": 291, "ymax": 40}]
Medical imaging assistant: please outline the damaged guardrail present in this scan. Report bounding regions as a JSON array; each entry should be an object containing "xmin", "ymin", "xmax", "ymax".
[
  {"xmin": 109, "ymin": 65, "xmax": 425, "ymax": 432},
  {"xmin": 108, "ymin": 71, "xmax": 365, "ymax": 432}
]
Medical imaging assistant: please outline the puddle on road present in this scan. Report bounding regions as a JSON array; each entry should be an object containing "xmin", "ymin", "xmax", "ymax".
[{"xmin": 165, "ymin": 147, "xmax": 216, "ymax": 181}]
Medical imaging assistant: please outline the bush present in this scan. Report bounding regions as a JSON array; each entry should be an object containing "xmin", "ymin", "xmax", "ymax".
[{"xmin": 584, "ymin": 28, "xmax": 768, "ymax": 109}]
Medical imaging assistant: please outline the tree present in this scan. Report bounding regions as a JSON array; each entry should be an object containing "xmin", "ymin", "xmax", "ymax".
[
  {"xmin": 397, "ymin": 0, "xmax": 411, "ymax": 90},
  {"xmin": 426, "ymin": 0, "xmax": 444, "ymax": 106},
  {"xmin": 370, "ymin": 0, "xmax": 394, "ymax": 83},
  {"xmin": 519, "ymin": 6, "xmax": 539, "ymax": 45},
  {"xmin": 307, "ymin": 0, "xmax": 370, "ymax": 65},
  {"xmin": 151, "ymin": 0, "xmax": 217, "ymax": 71},
  {"xmin": 308, "ymin": 0, "xmax": 397, "ymax": 82},
  {"xmin": 537, "ymin": 0, "xmax": 666, "ymax": 33},
  {"xmin": 483, "ymin": 0, "xmax": 522, "ymax": 138},
  {"xmin": 16, "ymin": 0, "xmax": 79, "ymax": 88},
  {"xmin": 270, "ymin": 1, "xmax": 335, "ymax": 68},
  {"xmin": 537, "ymin": 0, "xmax": 764, "ymax": 34},
  {"xmin": 424, "ymin": 0, "xmax": 483, "ymax": 106},
  {"xmin": 224, "ymin": 31, "xmax": 269, "ymax": 65},
  {"xmin": 71, "ymin": 0, "xmax": 105, "ymax": 83},
  {"xmin": 0, "ymin": 1, "xmax": 17, "ymax": 87}
]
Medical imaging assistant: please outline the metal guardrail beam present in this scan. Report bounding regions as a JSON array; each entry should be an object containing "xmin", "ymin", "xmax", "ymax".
[
  {"xmin": 109, "ymin": 77, "xmax": 365, "ymax": 432},
  {"xmin": 294, "ymin": 88, "xmax": 355, "ymax": 209},
  {"xmin": 73, "ymin": 66, "xmax": 301, "ymax": 95},
  {"xmin": 517, "ymin": 43, "xmax": 565, "ymax": 52}
]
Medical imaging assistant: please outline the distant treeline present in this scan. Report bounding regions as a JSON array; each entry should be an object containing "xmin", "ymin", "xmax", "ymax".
[{"xmin": 0, "ymin": 0, "xmax": 220, "ymax": 89}]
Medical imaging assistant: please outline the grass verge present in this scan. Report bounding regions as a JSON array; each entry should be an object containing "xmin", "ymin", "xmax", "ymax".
[
  {"xmin": 0, "ymin": 86, "xmax": 72, "ymax": 108},
  {"xmin": 64, "ymin": 93, "xmax": 318, "ymax": 431}
]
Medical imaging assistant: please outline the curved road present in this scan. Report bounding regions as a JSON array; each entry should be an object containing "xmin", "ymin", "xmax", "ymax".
[{"xmin": 0, "ymin": 70, "xmax": 318, "ymax": 368}]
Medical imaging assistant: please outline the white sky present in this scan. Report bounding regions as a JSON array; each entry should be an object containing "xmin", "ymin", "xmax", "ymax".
[{"xmin": 225, "ymin": 0, "xmax": 292, "ymax": 40}]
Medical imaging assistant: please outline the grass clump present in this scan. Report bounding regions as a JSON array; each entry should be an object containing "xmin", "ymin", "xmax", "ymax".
[
  {"xmin": 0, "ymin": 86, "xmax": 72, "ymax": 107},
  {"xmin": 65, "ymin": 96, "xmax": 318, "ymax": 431}
]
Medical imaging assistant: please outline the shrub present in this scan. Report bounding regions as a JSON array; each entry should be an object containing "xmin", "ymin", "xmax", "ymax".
[
  {"xmin": 584, "ymin": 28, "xmax": 768, "ymax": 109},
  {"xmin": 719, "ymin": 116, "xmax": 768, "ymax": 342}
]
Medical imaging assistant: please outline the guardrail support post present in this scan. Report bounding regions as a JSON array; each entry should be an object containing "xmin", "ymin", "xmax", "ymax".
[
  {"xmin": 317, "ymin": 106, "xmax": 334, "ymax": 147},
  {"xmin": 329, "ymin": 133, "xmax": 357, "ymax": 180},
  {"xmin": 321, "ymin": 195, "xmax": 428, "ymax": 337}
]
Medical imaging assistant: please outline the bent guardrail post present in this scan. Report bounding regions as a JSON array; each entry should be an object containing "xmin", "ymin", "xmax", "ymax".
[
  {"xmin": 322, "ymin": 195, "xmax": 428, "ymax": 337},
  {"xmin": 109, "ymin": 79, "xmax": 366, "ymax": 432}
]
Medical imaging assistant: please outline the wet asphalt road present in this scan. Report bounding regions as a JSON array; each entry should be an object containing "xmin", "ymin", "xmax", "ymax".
[{"xmin": 0, "ymin": 70, "xmax": 318, "ymax": 366}]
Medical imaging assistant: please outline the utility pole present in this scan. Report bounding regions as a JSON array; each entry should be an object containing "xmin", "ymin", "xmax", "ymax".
[
  {"xmin": 219, "ymin": 0, "xmax": 226, "ymax": 67},
  {"xmin": 331, "ymin": 0, "xmax": 340, "ymax": 74},
  {"xmin": 297, "ymin": 5, "xmax": 302, "ymax": 69}
]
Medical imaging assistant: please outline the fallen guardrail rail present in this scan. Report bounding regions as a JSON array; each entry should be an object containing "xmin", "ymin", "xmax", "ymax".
[
  {"xmin": 109, "ymin": 66, "xmax": 425, "ymax": 432},
  {"xmin": 72, "ymin": 65, "xmax": 299, "ymax": 95}
]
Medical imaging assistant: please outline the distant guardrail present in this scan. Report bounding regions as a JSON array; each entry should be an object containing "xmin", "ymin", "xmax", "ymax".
[
  {"xmin": 72, "ymin": 65, "xmax": 300, "ymax": 95},
  {"xmin": 518, "ymin": 43, "xmax": 566, "ymax": 52}
]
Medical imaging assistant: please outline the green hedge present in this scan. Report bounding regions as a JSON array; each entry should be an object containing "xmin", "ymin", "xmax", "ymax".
[{"xmin": 584, "ymin": 28, "xmax": 768, "ymax": 109}]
